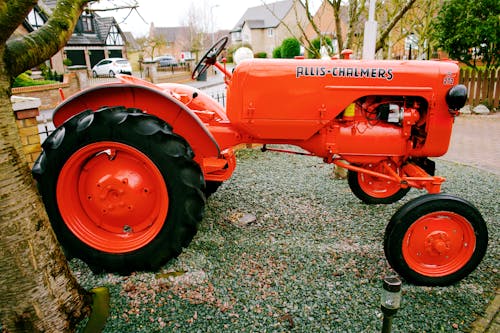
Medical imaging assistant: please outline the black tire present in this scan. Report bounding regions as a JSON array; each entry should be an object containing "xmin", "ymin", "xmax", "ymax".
[
  {"xmin": 92, "ymin": 70, "xmax": 98, "ymax": 78},
  {"xmin": 109, "ymin": 70, "xmax": 115, "ymax": 78},
  {"xmin": 32, "ymin": 107, "xmax": 205, "ymax": 273},
  {"xmin": 204, "ymin": 181, "xmax": 223, "ymax": 197},
  {"xmin": 384, "ymin": 194, "xmax": 488, "ymax": 286},
  {"xmin": 348, "ymin": 169, "xmax": 410, "ymax": 204}
]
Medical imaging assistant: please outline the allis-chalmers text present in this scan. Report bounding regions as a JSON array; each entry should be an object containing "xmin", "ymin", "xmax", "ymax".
[{"xmin": 296, "ymin": 66, "xmax": 394, "ymax": 80}]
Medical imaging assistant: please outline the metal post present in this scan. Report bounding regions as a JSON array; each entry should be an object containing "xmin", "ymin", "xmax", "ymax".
[
  {"xmin": 362, "ymin": 0, "xmax": 378, "ymax": 59},
  {"xmin": 381, "ymin": 312, "xmax": 394, "ymax": 333}
]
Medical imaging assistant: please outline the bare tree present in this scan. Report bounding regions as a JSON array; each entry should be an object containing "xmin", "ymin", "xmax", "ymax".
[
  {"xmin": 263, "ymin": 0, "xmax": 417, "ymax": 58},
  {"xmin": 146, "ymin": 35, "xmax": 167, "ymax": 59},
  {"xmin": 182, "ymin": 0, "xmax": 212, "ymax": 61}
]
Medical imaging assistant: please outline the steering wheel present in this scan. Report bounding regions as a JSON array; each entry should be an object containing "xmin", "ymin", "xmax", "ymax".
[{"xmin": 192, "ymin": 36, "xmax": 229, "ymax": 80}]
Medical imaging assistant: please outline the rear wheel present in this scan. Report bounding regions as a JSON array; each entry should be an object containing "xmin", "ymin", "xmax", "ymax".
[
  {"xmin": 32, "ymin": 107, "xmax": 205, "ymax": 273},
  {"xmin": 384, "ymin": 194, "xmax": 488, "ymax": 286},
  {"xmin": 109, "ymin": 70, "xmax": 115, "ymax": 77},
  {"xmin": 348, "ymin": 162, "xmax": 410, "ymax": 204}
]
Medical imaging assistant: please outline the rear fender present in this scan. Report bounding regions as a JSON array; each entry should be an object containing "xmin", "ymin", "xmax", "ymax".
[{"xmin": 52, "ymin": 84, "xmax": 220, "ymax": 160}]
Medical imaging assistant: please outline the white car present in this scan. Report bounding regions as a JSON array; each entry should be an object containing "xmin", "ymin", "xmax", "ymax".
[{"xmin": 91, "ymin": 58, "xmax": 132, "ymax": 77}]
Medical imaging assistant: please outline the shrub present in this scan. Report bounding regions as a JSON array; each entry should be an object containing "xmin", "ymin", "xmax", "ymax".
[
  {"xmin": 254, "ymin": 52, "xmax": 267, "ymax": 58},
  {"xmin": 308, "ymin": 36, "xmax": 333, "ymax": 59},
  {"xmin": 280, "ymin": 38, "xmax": 301, "ymax": 58},
  {"xmin": 272, "ymin": 46, "xmax": 282, "ymax": 58},
  {"xmin": 63, "ymin": 58, "xmax": 73, "ymax": 66},
  {"xmin": 13, "ymin": 72, "xmax": 59, "ymax": 87}
]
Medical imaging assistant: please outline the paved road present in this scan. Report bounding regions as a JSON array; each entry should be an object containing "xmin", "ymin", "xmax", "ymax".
[
  {"xmin": 441, "ymin": 113, "xmax": 500, "ymax": 176},
  {"xmin": 440, "ymin": 112, "xmax": 499, "ymax": 333}
]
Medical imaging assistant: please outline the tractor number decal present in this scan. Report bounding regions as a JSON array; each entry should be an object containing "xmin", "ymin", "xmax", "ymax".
[
  {"xmin": 296, "ymin": 66, "xmax": 394, "ymax": 81},
  {"xmin": 443, "ymin": 72, "xmax": 455, "ymax": 85}
]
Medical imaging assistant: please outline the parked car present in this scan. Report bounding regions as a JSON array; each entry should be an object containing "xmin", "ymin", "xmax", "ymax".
[
  {"xmin": 155, "ymin": 55, "xmax": 178, "ymax": 67},
  {"xmin": 91, "ymin": 58, "xmax": 132, "ymax": 77}
]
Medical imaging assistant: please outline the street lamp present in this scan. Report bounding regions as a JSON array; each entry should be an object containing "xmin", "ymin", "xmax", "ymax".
[
  {"xmin": 210, "ymin": 4, "xmax": 219, "ymax": 45},
  {"xmin": 380, "ymin": 276, "xmax": 402, "ymax": 333}
]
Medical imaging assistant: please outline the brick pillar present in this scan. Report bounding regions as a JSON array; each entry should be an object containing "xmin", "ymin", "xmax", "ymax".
[
  {"xmin": 67, "ymin": 65, "xmax": 89, "ymax": 90},
  {"xmin": 11, "ymin": 96, "xmax": 42, "ymax": 167},
  {"xmin": 141, "ymin": 60, "xmax": 158, "ymax": 83}
]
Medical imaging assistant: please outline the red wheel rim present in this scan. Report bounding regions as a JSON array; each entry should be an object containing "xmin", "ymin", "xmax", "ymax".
[
  {"xmin": 358, "ymin": 163, "xmax": 402, "ymax": 198},
  {"xmin": 402, "ymin": 211, "xmax": 476, "ymax": 277},
  {"xmin": 57, "ymin": 142, "xmax": 169, "ymax": 253}
]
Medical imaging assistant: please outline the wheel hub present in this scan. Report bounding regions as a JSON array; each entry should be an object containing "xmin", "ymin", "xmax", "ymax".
[
  {"xmin": 425, "ymin": 231, "xmax": 451, "ymax": 256},
  {"xmin": 79, "ymin": 150, "xmax": 160, "ymax": 234}
]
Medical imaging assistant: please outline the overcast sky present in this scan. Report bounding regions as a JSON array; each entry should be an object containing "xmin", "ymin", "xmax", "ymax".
[
  {"xmin": 92, "ymin": 0, "xmax": 321, "ymax": 37},
  {"xmin": 92, "ymin": 0, "xmax": 268, "ymax": 37}
]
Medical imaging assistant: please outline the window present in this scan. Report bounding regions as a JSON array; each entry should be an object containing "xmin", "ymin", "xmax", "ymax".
[
  {"xmin": 231, "ymin": 31, "xmax": 242, "ymax": 42},
  {"xmin": 106, "ymin": 25, "xmax": 124, "ymax": 46},
  {"xmin": 27, "ymin": 8, "xmax": 45, "ymax": 30},
  {"xmin": 267, "ymin": 28, "xmax": 274, "ymax": 38},
  {"xmin": 78, "ymin": 14, "xmax": 94, "ymax": 33}
]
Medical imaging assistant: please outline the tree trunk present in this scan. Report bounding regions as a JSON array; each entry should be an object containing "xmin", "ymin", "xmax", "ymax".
[
  {"xmin": 0, "ymin": 45, "xmax": 88, "ymax": 333},
  {"xmin": 0, "ymin": 0, "xmax": 97, "ymax": 330},
  {"xmin": 328, "ymin": 0, "xmax": 344, "ymax": 53}
]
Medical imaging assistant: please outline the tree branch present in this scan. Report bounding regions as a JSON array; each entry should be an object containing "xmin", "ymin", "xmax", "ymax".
[
  {"xmin": 376, "ymin": 0, "xmax": 417, "ymax": 52},
  {"xmin": 0, "ymin": 0, "xmax": 37, "ymax": 45},
  {"xmin": 87, "ymin": 5, "xmax": 138, "ymax": 12},
  {"xmin": 5, "ymin": 0, "xmax": 92, "ymax": 77}
]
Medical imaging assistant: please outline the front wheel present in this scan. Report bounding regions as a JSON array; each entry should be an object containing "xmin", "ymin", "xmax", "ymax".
[
  {"xmin": 384, "ymin": 194, "xmax": 488, "ymax": 286},
  {"xmin": 33, "ymin": 107, "xmax": 205, "ymax": 273}
]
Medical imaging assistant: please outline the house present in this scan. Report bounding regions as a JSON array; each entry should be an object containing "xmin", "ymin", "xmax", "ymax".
[
  {"xmin": 21, "ymin": 1, "xmax": 128, "ymax": 72},
  {"xmin": 148, "ymin": 24, "xmax": 191, "ymax": 59},
  {"xmin": 64, "ymin": 12, "xmax": 127, "ymax": 68},
  {"xmin": 122, "ymin": 32, "xmax": 141, "ymax": 52},
  {"xmin": 231, "ymin": 0, "xmax": 308, "ymax": 57},
  {"xmin": 148, "ymin": 23, "xmax": 230, "ymax": 61},
  {"xmin": 303, "ymin": 0, "xmax": 351, "ymax": 55}
]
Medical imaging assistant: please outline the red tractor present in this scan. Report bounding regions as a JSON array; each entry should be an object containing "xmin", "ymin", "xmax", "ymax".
[{"xmin": 33, "ymin": 37, "xmax": 488, "ymax": 286}]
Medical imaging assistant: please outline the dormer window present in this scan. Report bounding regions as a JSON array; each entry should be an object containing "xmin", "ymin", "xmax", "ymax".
[
  {"xmin": 78, "ymin": 13, "xmax": 94, "ymax": 33},
  {"xmin": 27, "ymin": 7, "xmax": 45, "ymax": 30}
]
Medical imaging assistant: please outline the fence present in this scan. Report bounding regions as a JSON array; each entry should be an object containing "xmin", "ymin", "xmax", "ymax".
[
  {"xmin": 157, "ymin": 64, "xmax": 190, "ymax": 73},
  {"xmin": 460, "ymin": 67, "xmax": 500, "ymax": 109},
  {"xmin": 209, "ymin": 90, "xmax": 226, "ymax": 108}
]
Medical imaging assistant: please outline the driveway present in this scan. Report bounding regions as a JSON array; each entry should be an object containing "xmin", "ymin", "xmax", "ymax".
[{"xmin": 441, "ymin": 113, "xmax": 500, "ymax": 176}]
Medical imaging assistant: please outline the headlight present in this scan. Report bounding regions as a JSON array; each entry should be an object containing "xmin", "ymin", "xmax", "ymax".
[{"xmin": 446, "ymin": 84, "xmax": 467, "ymax": 112}]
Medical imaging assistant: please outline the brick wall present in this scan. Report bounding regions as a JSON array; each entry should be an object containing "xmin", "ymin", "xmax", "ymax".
[
  {"xmin": 12, "ymin": 72, "xmax": 80, "ymax": 111},
  {"xmin": 11, "ymin": 96, "xmax": 42, "ymax": 167}
]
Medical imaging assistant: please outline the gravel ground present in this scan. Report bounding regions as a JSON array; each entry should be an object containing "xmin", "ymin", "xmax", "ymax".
[{"xmin": 73, "ymin": 147, "xmax": 499, "ymax": 332}]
